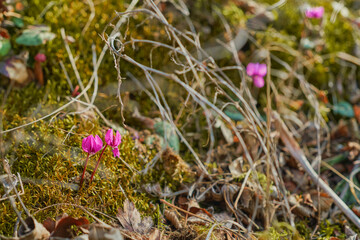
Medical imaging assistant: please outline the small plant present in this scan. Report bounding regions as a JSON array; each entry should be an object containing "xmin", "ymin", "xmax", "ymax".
[
  {"xmin": 88, "ymin": 129, "xmax": 122, "ymax": 185},
  {"xmin": 79, "ymin": 135, "xmax": 103, "ymax": 188}
]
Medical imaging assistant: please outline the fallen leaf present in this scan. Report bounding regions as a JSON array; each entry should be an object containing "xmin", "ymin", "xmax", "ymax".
[
  {"xmin": 88, "ymin": 225, "xmax": 124, "ymax": 240},
  {"xmin": 18, "ymin": 217, "xmax": 50, "ymax": 240},
  {"xmin": 0, "ymin": 56, "xmax": 33, "ymax": 85},
  {"xmin": 353, "ymin": 105, "xmax": 360, "ymax": 126},
  {"xmin": 164, "ymin": 209, "xmax": 182, "ymax": 229},
  {"xmin": 45, "ymin": 215, "xmax": 90, "ymax": 238},
  {"xmin": 116, "ymin": 199, "xmax": 153, "ymax": 235}
]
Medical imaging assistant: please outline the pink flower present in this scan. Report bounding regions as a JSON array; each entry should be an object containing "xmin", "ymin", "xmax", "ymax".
[
  {"xmin": 305, "ymin": 7, "xmax": 324, "ymax": 19},
  {"xmin": 34, "ymin": 53, "xmax": 46, "ymax": 62},
  {"xmin": 82, "ymin": 135, "xmax": 103, "ymax": 154},
  {"xmin": 105, "ymin": 129, "xmax": 121, "ymax": 157},
  {"xmin": 246, "ymin": 63, "xmax": 267, "ymax": 88}
]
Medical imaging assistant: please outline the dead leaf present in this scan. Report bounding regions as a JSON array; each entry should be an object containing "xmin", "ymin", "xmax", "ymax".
[
  {"xmin": 318, "ymin": 90, "xmax": 329, "ymax": 104},
  {"xmin": 310, "ymin": 190, "xmax": 334, "ymax": 211},
  {"xmin": 148, "ymin": 229, "xmax": 163, "ymax": 240},
  {"xmin": 0, "ymin": 56, "xmax": 33, "ymax": 86},
  {"xmin": 116, "ymin": 199, "xmax": 153, "ymax": 235},
  {"xmin": 88, "ymin": 225, "xmax": 124, "ymax": 240},
  {"xmin": 213, "ymin": 212, "xmax": 234, "ymax": 228},
  {"xmin": 331, "ymin": 121, "xmax": 350, "ymax": 139},
  {"xmin": 18, "ymin": 217, "xmax": 50, "ymax": 240},
  {"xmin": 215, "ymin": 118, "xmax": 233, "ymax": 144},
  {"xmin": 178, "ymin": 197, "xmax": 213, "ymax": 218},
  {"xmin": 240, "ymin": 187, "xmax": 253, "ymax": 209},
  {"xmin": 229, "ymin": 158, "xmax": 243, "ymax": 178},
  {"xmin": 46, "ymin": 215, "xmax": 90, "ymax": 238},
  {"xmin": 342, "ymin": 142, "xmax": 360, "ymax": 160},
  {"xmin": 164, "ymin": 210, "xmax": 182, "ymax": 229},
  {"xmin": 187, "ymin": 212, "xmax": 211, "ymax": 225},
  {"xmin": 352, "ymin": 206, "xmax": 360, "ymax": 217},
  {"xmin": 354, "ymin": 105, "xmax": 360, "ymax": 124}
]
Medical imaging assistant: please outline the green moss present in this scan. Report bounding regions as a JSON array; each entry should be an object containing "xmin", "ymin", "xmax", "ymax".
[
  {"xmin": 222, "ymin": 2, "xmax": 246, "ymax": 27},
  {"xmin": 257, "ymin": 222, "xmax": 303, "ymax": 240}
]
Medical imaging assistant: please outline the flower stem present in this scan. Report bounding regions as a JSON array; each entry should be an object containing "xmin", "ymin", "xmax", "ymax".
[
  {"xmin": 89, "ymin": 144, "xmax": 108, "ymax": 185},
  {"xmin": 79, "ymin": 153, "xmax": 90, "ymax": 189}
]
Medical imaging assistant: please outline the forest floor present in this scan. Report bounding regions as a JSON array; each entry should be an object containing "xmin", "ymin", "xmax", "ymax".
[{"xmin": 1, "ymin": 0, "xmax": 360, "ymax": 239}]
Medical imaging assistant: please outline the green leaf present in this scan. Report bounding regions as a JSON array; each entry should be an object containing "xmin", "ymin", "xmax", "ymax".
[
  {"xmin": 0, "ymin": 39, "xmax": 11, "ymax": 57},
  {"xmin": 154, "ymin": 121, "xmax": 180, "ymax": 153},
  {"xmin": 224, "ymin": 105, "xmax": 244, "ymax": 121},
  {"xmin": 12, "ymin": 17, "xmax": 24, "ymax": 28},
  {"xmin": 333, "ymin": 101, "xmax": 354, "ymax": 118},
  {"xmin": 16, "ymin": 26, "xmax": 55, "ymax": 46}
]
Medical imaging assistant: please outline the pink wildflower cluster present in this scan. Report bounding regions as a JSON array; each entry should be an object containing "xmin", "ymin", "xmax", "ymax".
[{"xmin": 79, "ymin": 129, "xmax": 121, "ymax": 188}]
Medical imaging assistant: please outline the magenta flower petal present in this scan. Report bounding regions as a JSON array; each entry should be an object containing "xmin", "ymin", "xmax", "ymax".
[
  {"xmin": 94, "ymin": 135, "xmax": 103, "ymax": 153},
  {"xmin": 82, "ymin": 136, "xmax": 89, "ymax": 153},
  {"xmin": 82, "ymin": 135, "xmax": 94, "ymax": 153},
  {"xmin": 112, "ymin": 147, "xmax": 120, "ymax": 158},
  {"xmin": 246, "ymin": 63, "xmax": 257, "ymax": 76},
  {"xmin": 253, "ymin": 76, "xmax": 265, "ymax": 88},
  {"xmin": 105, "ymin": 129, "xmax": 113, "ymax": 146},
  {"xmin": 114, "ymin": 131, "xmax": 121, "ymax": 146},
  {"xmin": 257, "ymin": 64, "xmax": 267, "ymax": 77},
  {"xmin": 305, "ymin": 7, "xmax": 324, "ymax": 19}
]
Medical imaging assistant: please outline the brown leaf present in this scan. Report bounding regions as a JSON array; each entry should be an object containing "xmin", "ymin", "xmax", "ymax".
[
  {"xmin": 187, "ymin": 212, "xmax": 212, "ymax": 226},
  {"xmin": 164, "ymin": 210, "xmax": 182, "ymax": 229},
  {"xmin": 42, "ymin": 218, "xmax": 55, "ymax": 233},
  {"xmin": 241, "ymin": 187, "xmax": 253, "ymax": 209},
  {"xmin": 116, "ymin": 199, "xmax": 153, "ymax": 235},
  {"xmin": 148, "ymin": 229, "xmax": 163, "ymax": 240},
  {"xmin": 310, "ymin": 191, "xmax": 334, "ymax": 212},
  {"xmin": 51, "ymin": 216, "xmax": 90, "ymax": 238},
  {"xmin": 178, "ymin": 197, "xmax": 213, "ymax": 218},
  {"xmin": 353, "ymin": 206, "xmax": 360, "ymax": 217},
  {"xmin": 0, "ymin": 57, "xmax": 33, "ymax": 86},
  {"xmin": 18, "ymin": 217, "xmax": 50, "ymax": 240},
  {"xmin": 342, "ymin": 142, "xmax": 360, "ymax": 160},
  {"xmin": 354, "ymin": 105, "xmax": 360, "ymax": 124}
]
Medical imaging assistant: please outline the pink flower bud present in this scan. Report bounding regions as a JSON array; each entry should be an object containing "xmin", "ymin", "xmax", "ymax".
[{"xmin": 34, "ymin": 53, "xmax": 46, "ymax": 62}]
